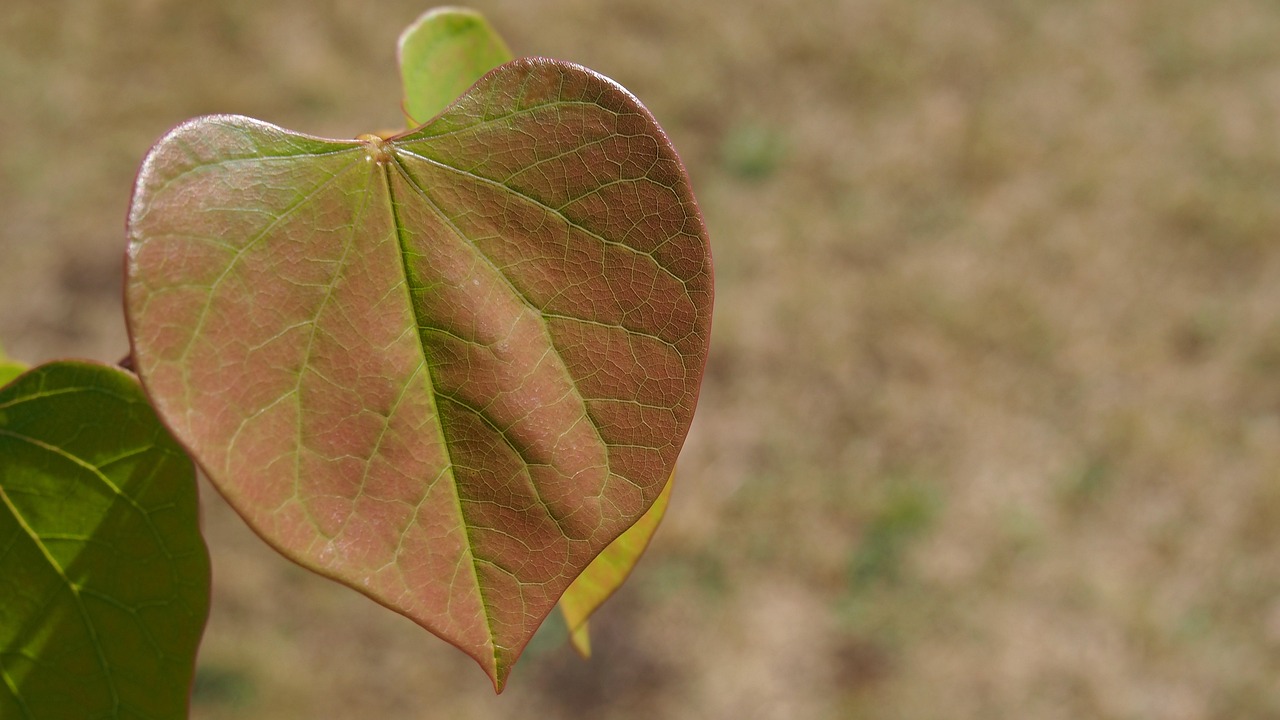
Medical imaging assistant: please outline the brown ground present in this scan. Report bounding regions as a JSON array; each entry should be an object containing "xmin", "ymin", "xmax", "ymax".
[{"xmin": 5, "ymin": 1, "xmax": 1280, "ymax": 718}]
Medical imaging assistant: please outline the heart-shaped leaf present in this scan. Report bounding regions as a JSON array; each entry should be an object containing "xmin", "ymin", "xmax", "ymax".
[
  {"xmin": 559, "ymin": 470, "xmax": 674, "ymax": 657},
  {"xmin": 125, "ymin": 57, "xmax": 712, "ymax": 690},
  {"xmin": 0, "ymin": 361, "xmax": 209, "ymax": 718},
  {"xmin": 398, "ymin": 7, "xmax": 513, "ymax": 127}
]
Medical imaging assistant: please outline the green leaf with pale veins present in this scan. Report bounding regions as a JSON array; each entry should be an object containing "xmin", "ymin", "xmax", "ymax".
[
  {"xmin": 398, "ymin": 7, "xmax": 514, "ymax": 128},
  {"xmin": 125, "ymin": 57, "xmax": 713, "ymax": 691},
  {"xmin": 0, "ymin": 342, "xmax": 26, "ymax": 387},
  {"xmin": 0, "ymin": 361, "xmax": 210, "ymax": 719},
  {"xmin": 560, "ymin": 471, "xmax": 674, "ymax": 658}
]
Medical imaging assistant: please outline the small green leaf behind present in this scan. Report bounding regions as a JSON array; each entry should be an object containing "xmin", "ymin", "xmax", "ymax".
[
  {"xmin": 125, "ymin": 58, "xmax": 712, "ymax": 691},
  {"xmin": 559, "ymin": 471, "xmax": 674, "ymax": 658},
  {"xmin": 0, "ymin": 361, "xmax": 210, "ymax": 719},
  {"xmin": 0, "ymin": 341, "xmax": 27, "ymax": 387},
  {"xmin": 398, "ymin": 7, "xmax": 513, "ymax": 127}
]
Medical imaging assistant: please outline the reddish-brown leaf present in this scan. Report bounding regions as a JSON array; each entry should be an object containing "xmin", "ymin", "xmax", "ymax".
[{"xmin": 125, "ymin": 58, "xmax": 712, "ymax": 690}]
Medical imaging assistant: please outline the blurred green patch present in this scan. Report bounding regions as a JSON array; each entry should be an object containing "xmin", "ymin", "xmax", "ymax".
[
  {"xmin": 1173, "ymin": 604, "xmax": 1215, "ymax": 643},
  {"xmin": 719, "ymin": 121, "xmax": 786, "ymax": 180},
  {"xmin": 1057, "ymin": 456, "xmax": 1112, "ymax": 514},
  {"xmin": 192, "ymin": 664, "xmax": 256, "ymax": 710},
  {"xmin": 847, "ymin": 480, "xmax": 940, "ymax": 593},
  {"xmin": 525, "ymin": 605, "xmax": 571, "ymax": 659},
  {"xmin": 644, "ymin": 549, "xmax": 729, "ymax": 602}
]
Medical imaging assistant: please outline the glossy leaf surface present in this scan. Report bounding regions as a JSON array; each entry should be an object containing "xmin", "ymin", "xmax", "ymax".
[
  {"xmin": 0, "ymin": 361, "xmax": 209, "ymax": 719},
  {"xmin": 398, "ymin": 7, "xmax": 513, "ymax": 127},
  {"xmin": 125, "ymin": 58, "xmax": 712, "ymax": 690},
  {"xmin": 559, "ymin": 471, "xmax": 673, "ymax": 657}
]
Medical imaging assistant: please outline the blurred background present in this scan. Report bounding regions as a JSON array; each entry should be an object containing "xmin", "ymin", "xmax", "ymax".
[{"xmin": 4, "ymin": 0, "xmax": 1280, "ymax": 717}]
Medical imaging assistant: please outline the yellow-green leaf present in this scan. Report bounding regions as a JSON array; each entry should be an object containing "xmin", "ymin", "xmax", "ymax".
[
  {"xmin": 569, "ymin": 618, "xmax": 592, "ymax": 658},
  {"xmin": 398, "ymin": 7, "xmax": 513, "ymax": 128},
  {"xmin": 559, "ymin": 471, "xmax": 675, "ymax": 657},
  {"xmin": 0, "ymin": 341, "xmax": 26, "ymax": 387}
]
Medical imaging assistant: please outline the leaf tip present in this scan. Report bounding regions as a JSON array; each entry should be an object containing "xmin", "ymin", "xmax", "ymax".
[
  {"xmin": 490, "ymin": 664, "xmax": 511, "ymax": 695},
  {"xmin": 569, "ymin": 620, "xmax": 592, "ymax": 659}
]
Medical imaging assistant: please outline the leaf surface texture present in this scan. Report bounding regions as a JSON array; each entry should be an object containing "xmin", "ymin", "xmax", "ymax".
[
  {"xmin": 126, "ymin": 58, "xmax": 712, "ymax": 689},
  {"xmin": 0, "ymin": 361, "xmax": 209, "ymax": 719}
]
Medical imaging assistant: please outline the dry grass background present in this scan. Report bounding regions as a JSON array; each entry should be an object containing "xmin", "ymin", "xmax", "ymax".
[{"xmin": 4, "ymin": 0, "xmax": 1280, "ymax": 717}]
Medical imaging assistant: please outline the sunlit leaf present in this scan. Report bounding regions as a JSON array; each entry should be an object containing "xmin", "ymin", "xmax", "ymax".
[
  {"xmin": 125, "ymin": 57, "xmax": 712, "ymax": 691},
  {"xmin": 0, "ymin": 341, "xmax": 26, "ymax": 387},
  {"xmin": 568, "ymin": 618, "xmax": 592, "ymax": 658},
  {"xmin": 0, "ymin": 361, "xmax": 209, "ymax": 719},
  {"xmin": 398, "ymin": 7, "xmax": 513, "ymax": 127},
  {"xmin": 559, "ymin": 471, "xmax": 673, "ymax": 658}
]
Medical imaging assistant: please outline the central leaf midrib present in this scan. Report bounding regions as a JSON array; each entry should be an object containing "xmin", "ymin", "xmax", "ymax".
[
  {"xmin": 388, "ymin": 149, "xmax": 627, "ymax": 520},
  {"xmin": 386, "ymin": 154, "xmax": 613, "ymax": 531},
  {"xmin": 378, "ymin": 157, "xmax": 500, "ymax": 671}
]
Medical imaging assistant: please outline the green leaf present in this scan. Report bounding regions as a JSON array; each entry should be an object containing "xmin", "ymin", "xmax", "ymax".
[
  {"xmin": 125, "ymin": 57, "xmax": 713, "ymax": 691},
  {"xmin": 398, "ymin": 7, "xmax": 514, "ymax": 128},
  {"xmin": 0, "ymin": 361, "xmax": 210, "ymax": 719},
  {"xmin": 559, "ymin": 471, "xmax": 674, "ymax": 658},
  {"xmin": 0, "ymin": 341, "xmax": 27, "ymax": 387},
  {"xmin": 568, "ymin": 618, "xmax": 593, "ymax": 658}
]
